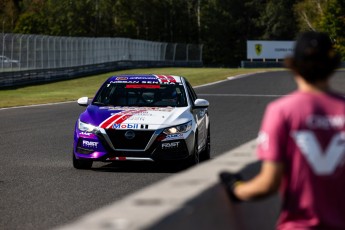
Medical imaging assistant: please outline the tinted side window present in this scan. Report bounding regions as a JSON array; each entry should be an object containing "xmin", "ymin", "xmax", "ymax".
[{"xmin": 93, "ymin": 82, "xmax": 114, "ymax": 105}]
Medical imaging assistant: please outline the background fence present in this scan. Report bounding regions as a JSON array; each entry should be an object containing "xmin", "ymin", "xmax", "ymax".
[{"xmin": 0, "ymin": 33, "xmax": 203, "ymax": 87}]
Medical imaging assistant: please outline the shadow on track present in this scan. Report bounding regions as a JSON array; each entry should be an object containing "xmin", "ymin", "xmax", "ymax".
[{"xmin": 90, "ymin": 161, "xmax": 191, "ymax": 174}]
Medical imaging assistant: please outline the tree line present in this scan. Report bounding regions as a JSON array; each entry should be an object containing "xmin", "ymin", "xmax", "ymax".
[{"xmin": 1, "ymin": 0, "xmax": 344, "ymax": 66}]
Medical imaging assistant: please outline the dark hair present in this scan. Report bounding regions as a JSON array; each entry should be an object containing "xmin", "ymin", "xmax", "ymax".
[{"xmin": 285, "ymin": 31, "xmax": 340, "ymax": 83}]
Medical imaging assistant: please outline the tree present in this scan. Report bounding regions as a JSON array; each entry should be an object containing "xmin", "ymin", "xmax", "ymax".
[
  {"xmin": 294, "ymin": 0, "xmax": 327, "ymax": 31},
  {"xmin": 293, "ymin": 0, "xmax": 345, "ymax": 60},
  {"xmin": 13, "ymin": 0, "xmax": 48, "ymax": 34},
  {"xmin": 260, "ymin": 0, "xmax": 298, "ymax": 40},
  {"xmin": 0, "ymin": 0, "xmax": 21, "ymax": 32},
  {"xmin": 200, "ymin": 0, "xmax": 266, "ymax": 65},
  {"xmin": 9, "ymin": 0, "xmax": 326, "ymax": 65},
  {"xmin": 320, "ymin": 0, "xmax": 345, "ymax": 60}
]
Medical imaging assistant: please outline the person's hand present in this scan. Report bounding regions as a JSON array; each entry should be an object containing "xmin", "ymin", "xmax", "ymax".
[{"xmin": 219, "ymin": 171, "xmax": 243, "ymax": 202}]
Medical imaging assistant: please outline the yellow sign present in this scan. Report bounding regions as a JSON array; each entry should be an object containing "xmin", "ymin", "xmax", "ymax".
[{"xmin": 255, "ymin": 44, "xmax": 262, "ymax": 56}]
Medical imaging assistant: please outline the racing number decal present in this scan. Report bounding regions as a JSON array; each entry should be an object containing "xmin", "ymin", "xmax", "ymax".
[{"xmin": 292, "ymin": 131, "xmax": 345, "ymax": 175}]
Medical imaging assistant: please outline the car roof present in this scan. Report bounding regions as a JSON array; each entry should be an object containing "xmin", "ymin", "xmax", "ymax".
[{"xmin": 107, "ymin": 74, "xmax": 183, "ymax": 84}]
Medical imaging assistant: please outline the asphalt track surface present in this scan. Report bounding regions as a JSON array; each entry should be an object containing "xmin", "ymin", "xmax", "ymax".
[{"xmin": 1, "ymin": 70, "xmax": 344, "ymax": 230}]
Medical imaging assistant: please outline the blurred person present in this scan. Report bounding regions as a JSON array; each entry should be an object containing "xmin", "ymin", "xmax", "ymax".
[{"xmin": 220, "ymin": 31, "xmax": 344, "ymax": 229}]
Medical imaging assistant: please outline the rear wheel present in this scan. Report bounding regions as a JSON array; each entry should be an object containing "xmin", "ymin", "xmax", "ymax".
[{"xmin": 73, "ymin": 152, "xmax": 93, "ymax": 169}]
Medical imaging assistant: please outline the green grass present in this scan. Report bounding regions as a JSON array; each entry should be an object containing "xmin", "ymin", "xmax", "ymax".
[{"xmin": 0, "ymin": 67, "xmax": 281, "ymax": 108}]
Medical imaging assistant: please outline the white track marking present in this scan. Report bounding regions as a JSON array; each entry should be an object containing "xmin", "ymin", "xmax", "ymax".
[
  {"xmin": 0, "ymin": 101, "xmax": 75, "ymax": 111},
  {"xmin": 194, "ymin": 71, "xmax": 267, "ymax": 88}
]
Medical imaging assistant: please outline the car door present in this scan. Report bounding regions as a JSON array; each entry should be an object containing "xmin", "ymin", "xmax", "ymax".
[{"xmin": 185, "ymin": 80, "xmax": 208, "ymax": 151}]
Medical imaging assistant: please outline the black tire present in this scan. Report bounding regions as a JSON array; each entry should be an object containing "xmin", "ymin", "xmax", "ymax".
[
  {"xmin": 73, "ymin": 152, "xmax": 93, "ymax": 169},
  {"xmin": 187, "ymin": 132, "xmax": 200, "ymax": 166},
  {"xmin": 200, "ymin": 126, "xmax": 211, "ymax": 161}
]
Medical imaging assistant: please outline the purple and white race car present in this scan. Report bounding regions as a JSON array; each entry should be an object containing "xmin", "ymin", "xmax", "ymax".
[{"xmin": 73, "ymin": 74, "xmax": 210, "ymax": 169}]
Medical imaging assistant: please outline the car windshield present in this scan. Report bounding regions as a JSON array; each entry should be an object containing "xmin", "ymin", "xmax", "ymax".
[{"xmin": 93, "ymin": 83, "xmax": 188, "ymax": 107}]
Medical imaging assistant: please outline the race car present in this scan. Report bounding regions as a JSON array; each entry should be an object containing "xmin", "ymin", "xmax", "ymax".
[{"xmin": 73, "ymin": 74, "xmax": 210, "ymax": 169}]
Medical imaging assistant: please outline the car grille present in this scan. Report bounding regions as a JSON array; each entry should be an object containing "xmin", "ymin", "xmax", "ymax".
[{"xmin": 105, "ymin": 130, "xmax": 155, "ymax": 150}]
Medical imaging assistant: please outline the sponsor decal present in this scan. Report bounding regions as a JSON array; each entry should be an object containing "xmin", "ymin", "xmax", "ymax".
[
  {"xmin": 149, "ymin": 107, "xmax": 173, "ymax": 112},
  {"xmin": 113, "ymin": 123, "xmax": 149, "ymax": 129},
  {"xmin": 82, "ymin": 140, "xmax": 99, "ymax": 148},
  {"xmin": 134, "ymin": 112, "xmax": 151, "ymax": 116},
  {"xmin": 126, "ymin": 84, "xmax": 160, "ymax": 89},
  {"xmin": 107, "ymin": 75, "xmax": 181, "ymax": 85},
  {"xmin": 104, "ymin": 107, "xmax": 134, "ymax": 111},
  {"xmin": 127, "ymin": 116, "xmax": 146, "ymax": 121},
  {"xmin": 100, "ymin": 107, "xmax": 173, "ymax": 129},
  {"xmin": 100, "ymin": 109, "xmax": 146, "ymax": 129},
  {"xmin": 110, "ymin": 76, "xmax": 160, "ymax": 84},
  {"xmin": 114, "ymin": 123, "xmax": 140, "ymax": 129},
  {"xmin": 161, "ymin": 141, "xmax": 180, "ymax": 149},
  {"xmin": 79, "ymin": 132, "xmax": 93, "ymax": 136},
  {"xmin": 103, "ymin": 107, "xmax": 173, "ymax": 112},
  {"xmin": 165, "ymin": 133, "xmax": 183, "ymax": 139},
  {"xmin": 116, "ymin": 77, "xmax": 128, "ymax": 81},
  {"xmin": 141, "ymin": 124, "xmax": 149, "ymax": 129}
]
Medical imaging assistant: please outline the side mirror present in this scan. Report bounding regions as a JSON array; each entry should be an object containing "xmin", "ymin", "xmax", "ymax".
[
  {"xmin": 194, "ymin": 99, "xmax": 209, "ymax": 108},
  {"xmin": 77, "ymin": 97, "xmax": 89, "ymax": 106}
]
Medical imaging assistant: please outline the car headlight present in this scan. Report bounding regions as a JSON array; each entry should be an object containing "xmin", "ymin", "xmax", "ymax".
[
  {"xmin": 78, "ymin": 120, "xmax": 99, "ymax": 133},
  {"xmin": 163, "ymin": 121, "xmax": 192, "ymax": 134}
]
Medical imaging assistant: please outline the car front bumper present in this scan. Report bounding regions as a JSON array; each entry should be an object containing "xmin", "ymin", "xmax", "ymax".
[{"xmin": 73, "ymin": 128, "xmax": 195, "ymax": 162}]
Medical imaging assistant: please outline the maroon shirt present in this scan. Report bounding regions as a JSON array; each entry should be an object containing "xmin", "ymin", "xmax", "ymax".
[{"xmin": 257, "ymin": 91, "xmax": 345, "ymax": 230}]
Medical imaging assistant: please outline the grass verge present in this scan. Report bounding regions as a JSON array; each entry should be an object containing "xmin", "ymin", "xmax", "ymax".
[{"xmin": 0, "ymin": 67, "xmax": 281, "ymax": 108}]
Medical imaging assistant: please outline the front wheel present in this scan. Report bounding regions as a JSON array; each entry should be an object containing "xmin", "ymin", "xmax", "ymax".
[
  {"xmin": 187, "ymin": 133, "xmax": 200, "ymax": 166},
  {"xmin": 200, "ymin": 126, "xmax": 211, "ymax": 161},
  {"xmin": 73, "ymin": 152, "xmax": 93, "ymax": 169}
]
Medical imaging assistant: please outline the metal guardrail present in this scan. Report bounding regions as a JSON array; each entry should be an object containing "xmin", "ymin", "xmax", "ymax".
[
  {"xmin": 0, "ymin": 60, "xmax": 203, "ymax": 88},
  {"xmin": 0, "ymin": 33, "xmax": 203, "ymax": 87}
]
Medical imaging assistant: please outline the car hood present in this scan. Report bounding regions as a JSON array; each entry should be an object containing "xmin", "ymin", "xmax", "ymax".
[{"xmin": 79, "ymin": 105, "xmax": 192, "ymax": 130}]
